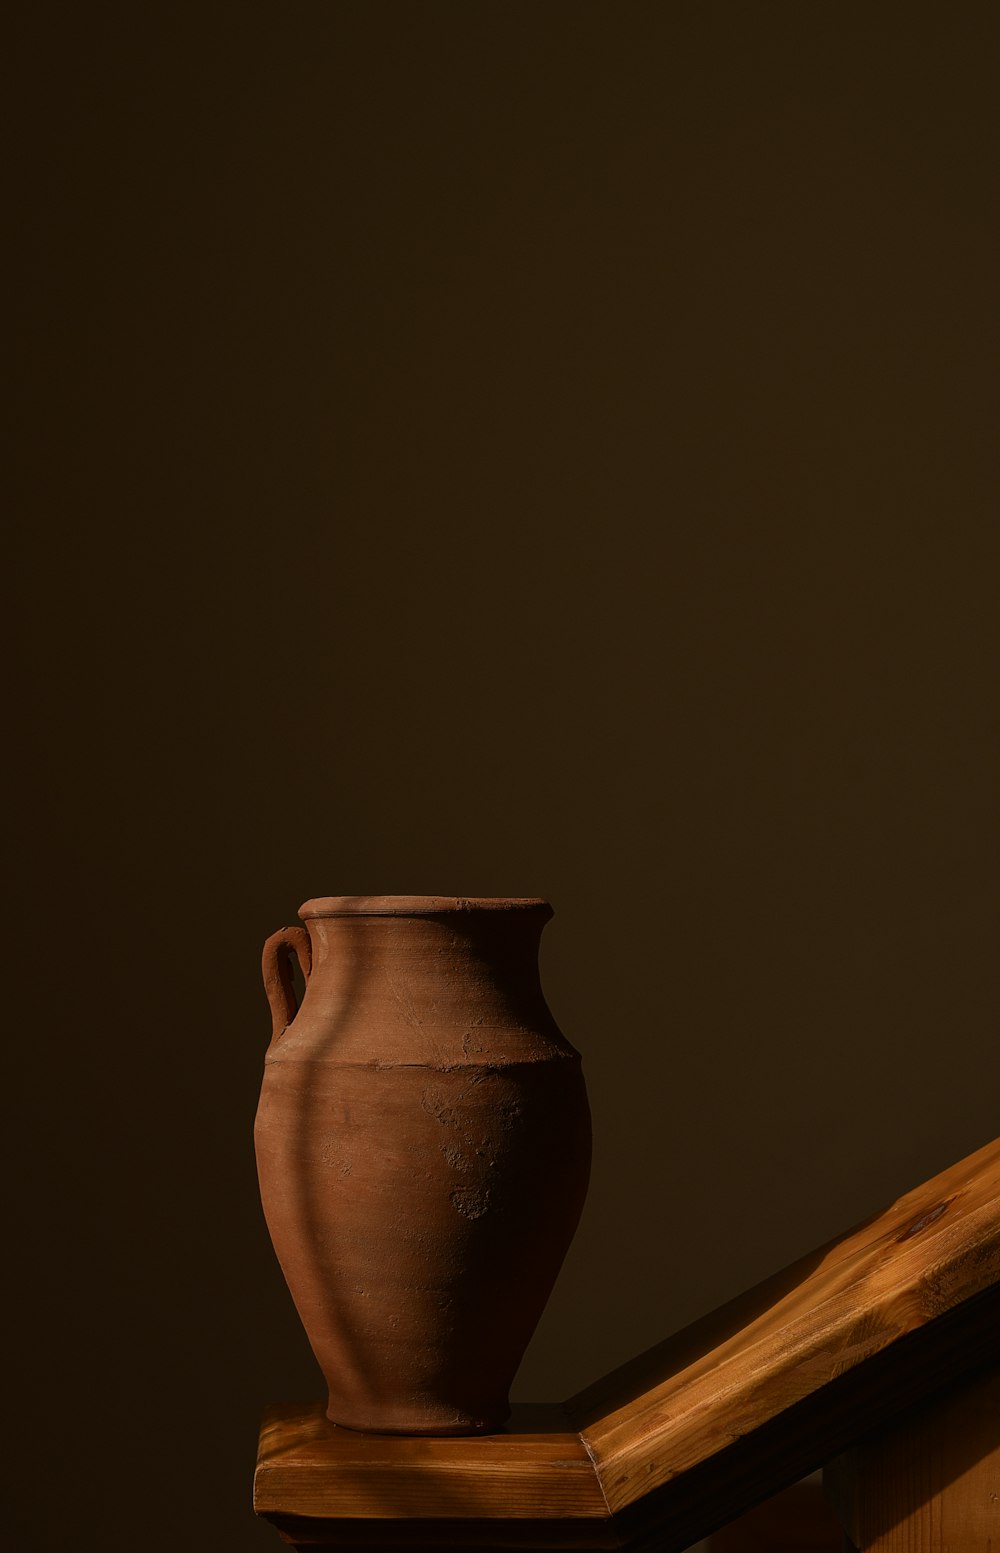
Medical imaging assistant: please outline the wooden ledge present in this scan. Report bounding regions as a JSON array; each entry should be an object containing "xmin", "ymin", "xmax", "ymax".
[
  {"xmin": 256, "ymin": 1136, "xmax": 1000, "ymax": 1550},
  {"xmin": 254, "ymin": 1402, "xmax": 608, "ymax": 1522}
]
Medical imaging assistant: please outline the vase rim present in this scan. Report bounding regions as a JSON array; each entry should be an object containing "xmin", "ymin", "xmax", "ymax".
[{"xmin": 299, "ymin": 895, "xmax": 551, "ymax": 918}]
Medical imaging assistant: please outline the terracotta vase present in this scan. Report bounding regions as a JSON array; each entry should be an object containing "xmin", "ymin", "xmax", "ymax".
[{"xmin": 254, "ymin": 895, "xmax": 591, "ymax": 1435}]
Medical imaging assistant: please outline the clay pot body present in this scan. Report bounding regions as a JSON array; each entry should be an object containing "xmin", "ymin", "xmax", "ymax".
[{"xmin": 254, "ymin": 896, "xmax": 591, "ymax": 1435}]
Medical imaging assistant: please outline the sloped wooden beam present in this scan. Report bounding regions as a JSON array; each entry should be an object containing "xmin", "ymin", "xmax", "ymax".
[{"xmin": 255, "ymin": 1137, "xmax": 1000, "ymax": 1551}]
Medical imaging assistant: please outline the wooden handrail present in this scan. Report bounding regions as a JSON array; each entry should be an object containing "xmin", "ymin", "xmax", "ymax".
[{"xmin": 255, "ymin": 1136, "xmax": 1000, "ymax": 1550}]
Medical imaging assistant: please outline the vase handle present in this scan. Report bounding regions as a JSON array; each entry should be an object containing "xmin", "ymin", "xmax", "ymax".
[{"xmin": 262, "ymin": 926, "xmax": 312, "ymax": 1041}]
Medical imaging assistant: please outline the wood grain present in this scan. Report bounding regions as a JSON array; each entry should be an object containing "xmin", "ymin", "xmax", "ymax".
[
  {"xmin": 612, "ymin": 1284, "xmax": 1000, "ymax": 1552},
  {"xmin": 571, "ymin": 1137, "xmax": 1000, "ymax": 1514},
  {"xmin": 255, "ymin": 1135, "xmax": 1000, "ymax": 1550},
  {"xmin": 824, "ymin": 1362, "xmax": 1000, "ymax": 1550},
  {"xmin": 254, "ymin": 1403, "xmax": 609, "ymax": 1522}
]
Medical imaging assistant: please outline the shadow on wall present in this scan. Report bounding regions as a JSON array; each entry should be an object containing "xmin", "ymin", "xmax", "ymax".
[{"xmin": 697, "ymin": 1475, "xmax": 840, "ymax": 1551}]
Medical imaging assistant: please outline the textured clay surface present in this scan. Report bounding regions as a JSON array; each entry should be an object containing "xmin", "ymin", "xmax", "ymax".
[{"xmin": 255, "ymin": 896, "xmax": 591, "ymax": 1435}]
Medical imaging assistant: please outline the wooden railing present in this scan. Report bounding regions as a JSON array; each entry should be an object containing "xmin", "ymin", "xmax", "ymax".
[{"xmin": 255, "ymin": 1137, "xmax": 1000, "ymax": 1550}]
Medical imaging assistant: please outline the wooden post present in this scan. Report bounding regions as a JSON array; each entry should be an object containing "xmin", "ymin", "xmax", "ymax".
[{"xmin": 824, "ymin": 1362, "xmax": 1000, "ymax": 1551}]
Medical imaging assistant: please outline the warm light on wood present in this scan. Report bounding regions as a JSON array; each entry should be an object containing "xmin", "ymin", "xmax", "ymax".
[
  {"xmin": 825, "ymin": 1364, "xmax": 1000, "ymax": 1551},
  {"xmin": 255, "ymin": 1136, "xmax": 1000, "ymax": 1550}
]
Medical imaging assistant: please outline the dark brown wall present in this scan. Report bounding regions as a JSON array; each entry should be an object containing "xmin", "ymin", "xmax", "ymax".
[{"xmin": 9, "ymin": 5, "xmax": 999, "ymax": 1549}]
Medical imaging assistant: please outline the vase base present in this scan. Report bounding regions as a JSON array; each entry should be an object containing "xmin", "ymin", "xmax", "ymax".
[{"xmin": 326, "ymin": 1402, "xmax": 510, "ymax": 1437}]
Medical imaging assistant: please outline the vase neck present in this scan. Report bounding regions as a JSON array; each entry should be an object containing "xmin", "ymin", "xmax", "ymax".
[{"xmin": 268, "ymin": 905, "xmax": 573, "ymax": 1067}]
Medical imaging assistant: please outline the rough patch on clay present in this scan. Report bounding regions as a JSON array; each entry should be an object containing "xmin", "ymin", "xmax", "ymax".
[{"xmin": 450, "ymin": 1186, "xmax": 492, "ymax": 1220}]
